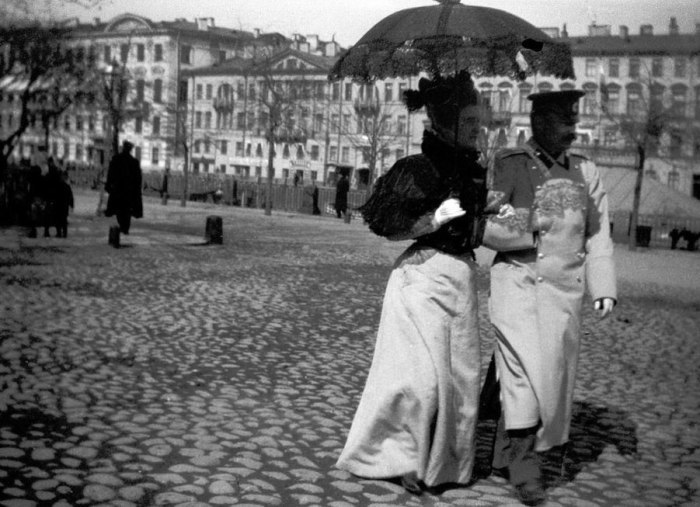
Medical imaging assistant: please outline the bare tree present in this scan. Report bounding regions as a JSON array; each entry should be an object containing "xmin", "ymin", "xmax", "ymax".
[
  {"xmin": 337, "ymin": 83, "xmax": 404, "ymax": 187},
  {"xmin": 598, "ymin": 71, "xmax": 673, "ymax": 250}
]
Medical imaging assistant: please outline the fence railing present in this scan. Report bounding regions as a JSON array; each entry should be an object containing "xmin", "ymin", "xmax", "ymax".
[
  {"xmin": 67, "ymin": 167, "xmax": 370, "ymax": 218},
  {"xmin": 611, "ymin": 210, "xmax": 700, "ymax": 249}
]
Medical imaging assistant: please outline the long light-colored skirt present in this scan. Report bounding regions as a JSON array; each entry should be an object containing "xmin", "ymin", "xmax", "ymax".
[{"xmin": 336, "ymin": 244, "xmax": 481, "ymax": 487}]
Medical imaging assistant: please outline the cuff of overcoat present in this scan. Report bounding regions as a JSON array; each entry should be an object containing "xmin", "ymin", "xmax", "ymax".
[{"xmin": 586, "ymin": 255, "xmax": 617, "ymax": 302}]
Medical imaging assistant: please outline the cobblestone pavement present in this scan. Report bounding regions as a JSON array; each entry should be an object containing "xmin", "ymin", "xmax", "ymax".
[{"xmin": 1, "ymin": 190, "xmax": 699, "ymax": 507}]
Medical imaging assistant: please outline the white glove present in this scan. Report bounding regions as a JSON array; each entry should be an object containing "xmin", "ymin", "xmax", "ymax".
[
  {"xmin": 431, "ymin": 198, "xmax": 466, "ymax": 229},
  {"xmin": 594, "ymin": 297, "xmax": 615, "ymax": 319},
  {"xmin": 497, "ymin": 203, "xmax": 516, "ymax": 218}
]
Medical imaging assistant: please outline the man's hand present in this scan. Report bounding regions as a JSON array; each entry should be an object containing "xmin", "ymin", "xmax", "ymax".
[
  {"xmin": 432, "ymin": 198, "xmax": 466, "ymax": 229},
  {"xmin": 594, "ymin": 298, "xmax": 615, "ymax": 319}
]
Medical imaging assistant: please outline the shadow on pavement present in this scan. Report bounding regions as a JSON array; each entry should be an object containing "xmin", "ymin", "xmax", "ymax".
[{"xmin": 472, "ymin": 399, "xmax": 638, "ymax": 490}]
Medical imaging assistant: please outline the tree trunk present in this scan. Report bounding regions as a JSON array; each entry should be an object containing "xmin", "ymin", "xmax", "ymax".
[
  {"xmin": 180, "ymin": 144, "xmax": 189, "ymax": 207},
  {"xmin": 265, "ymin": 134, "xmax": 274, "ymax": 216},
  {"xmin": 628, "ymin": 144, "xmax": 645, "ymax": 251}
]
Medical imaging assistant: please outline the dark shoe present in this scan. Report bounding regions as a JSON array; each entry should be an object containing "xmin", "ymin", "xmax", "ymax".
[
  {"xmin": 400, "ymin": 472, "xmax": 425, "ymax": 496},
  {"xmin": 515, "ymin": 477, "xmax": 546, "ymax": 506}
]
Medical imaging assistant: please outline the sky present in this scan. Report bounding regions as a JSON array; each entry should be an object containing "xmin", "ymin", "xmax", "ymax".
[{"xmin": 62, "ymin": 0, "xmax": 700, "ymax": 48}]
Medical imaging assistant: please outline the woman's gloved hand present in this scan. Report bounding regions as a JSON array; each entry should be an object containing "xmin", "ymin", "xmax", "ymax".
[{"xmin": 431, "ymin": 197, "xmax": 466, "ymax": 229}]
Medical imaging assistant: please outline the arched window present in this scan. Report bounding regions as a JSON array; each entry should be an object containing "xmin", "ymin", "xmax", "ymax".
[
  {"xmin": 296, "ymin": 145, "xmax": 304, "ymax": 160},
  {"xmin": 582, "ymin": 82, "xmax": 598, "ymax": 115}
]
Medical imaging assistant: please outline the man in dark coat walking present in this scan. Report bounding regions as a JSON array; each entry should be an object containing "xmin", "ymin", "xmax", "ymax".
[
  {"xmin": 334, "ymin": 173, "xmax": 349, "ymax": 219},
  {"xmin": 105, "ymin": 140, "xmax": 143, "ymax": 234}
]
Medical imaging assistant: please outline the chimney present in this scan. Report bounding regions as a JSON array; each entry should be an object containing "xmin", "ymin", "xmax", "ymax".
[
  {"xmin": 196, "ymin": 18, "xmax": 208, "ymax": 31},
  {"xmin": 561, "ymin": 23, "xmax": 568, "ymax": 38},
  {"xmin": 640, "ymin": 24, "xmax": 653, "ymax": 36},
  {"xmin": 208, "ymin": 17, "xmax": 215, "ymax": 28},
  {"xmin": 93, "ymin": 17, "xmax": 101, "ymax": 25},
  {"xmin": 669, "ymin": 17, "xmax": 679, "ymax": 35},
  {"xmin": 254, "ymin": 28, "xmax": 261, "ymax": 38},
  {"xmin": 619, "ymin": 25, "xmax": 629, "ymax": 38}
]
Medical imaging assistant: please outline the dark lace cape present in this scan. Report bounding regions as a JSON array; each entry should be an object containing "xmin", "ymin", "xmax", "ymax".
[{"xmin": 360, "ymin": 131, "xmax": 487, "ymax": 254}]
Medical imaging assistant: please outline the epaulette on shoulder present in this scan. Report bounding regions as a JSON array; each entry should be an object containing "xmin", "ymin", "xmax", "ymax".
[
  {"xmin": 496, "ymin": 147, "xmax": 528, "ymax": 160},
  {"xmin": 570, "ymin": 152, "xmax": 589, "ymax": 161}
]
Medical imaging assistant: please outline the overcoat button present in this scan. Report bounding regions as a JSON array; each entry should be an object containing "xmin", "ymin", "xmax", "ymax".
[
  {"xmin": 538, "ymin": 253, "xmax": 545, "ymax": 259},
  {"xmin": 576, "ymin": 276, "xmax": 582, "ymax": 282},
  {"xmin": 537, "ymin": 276, "xmax": 544, "ymax": 282}
]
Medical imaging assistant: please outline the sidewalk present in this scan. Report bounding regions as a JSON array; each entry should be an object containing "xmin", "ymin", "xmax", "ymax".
[{"xmin": 0, "ymin": 189, "xmax": 698, "ymax": 506}]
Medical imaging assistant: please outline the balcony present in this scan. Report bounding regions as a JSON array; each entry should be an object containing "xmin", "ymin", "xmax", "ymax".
[
  {"xmin": 213, "ymin": 96, "xmax": 234, "ymax": 111},
  {"xmin": 488, "ymin": 110, "xmax": 512, "ymax": 128}
]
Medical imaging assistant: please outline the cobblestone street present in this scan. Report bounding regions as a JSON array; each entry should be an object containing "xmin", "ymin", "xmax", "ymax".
[{"xmin": 1, "ymin": 189, "xmax": 699, "ymax": 507}]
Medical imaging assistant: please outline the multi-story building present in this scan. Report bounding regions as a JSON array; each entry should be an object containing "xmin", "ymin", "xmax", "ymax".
[
  {"xmin": 474, "ymin": 19, "xmax": 700, "ymax": 198},
  {"xmin": 183, "ymin": 19, "xmax": 700, "ymax": 198},
  {"xmin": 183, "ymin": 34, "xmax": 424, "ymax": 187},
  {"xmin": 4, "ymin": 13, "xmax": 699, "ymax": 199},
  {"xmin": 0, "ymin": 13, "xmax": 288, "ymax": 170}
]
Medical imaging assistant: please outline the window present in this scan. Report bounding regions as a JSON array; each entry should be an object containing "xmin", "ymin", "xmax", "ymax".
[
  {"xmin": 154, "ymin": 44, "xmax": 163, "ymax": 62},
  {"xmin": 651, "ymin": 57, "xmax": 663, "ymax": 77},
  {"xmin": 135, "ymin": 117, "xmax": 143, "ymax": 133},
  {"xmin": 296, "ymin": 145, "xmax": 304, "ymax": 160},
  {"xmin": 605, "ymin": 84, "xmax": 620, "ymax": 114},
  {"xmin": 670, "ymin": 131, "xmax": 683, "ymax": 158},
  {"xmin": 237, "ymin": 82, "xmax": 245, "ymax": 100},
  {"xmin": 235, "ymin": 141, "xmax": 243, "ymax": 156},
  {"xmin": 153, "ymin": 79, "xmax": 163, "ymax": 103},
  {"xmin": 220, "ymin": 140, "xmax": 227, "ymax": 154},
  {"xmin": 120, "ymin": 44, "xmax": 129, "ymax": 63},
  {"xmin": 331, "ymin": 82, "xmax": 340, "ymax": 101},
  {"xmin": 180, "ymin": 45, "xmax": 192, "ymax": 64},
  {"xmin": 384, "ymin": 83, "xmax": 393, "ymax": 102},
  {"xmin": 341, "ymin": 146, "xmax": 349, "ymax": 163},
  {"xmin": 395, "ymin": 148, "xmax": 404, "ymax": 160},
  {"xmin": 237, "ymin": 112, "xmax": 245, "ymax": 129},
  {"xmin": 329, "ymin": 146, "xmax": 338, "ymax": 161},
  {"xmin": 397, "ymin": 115, "xmax": 407, "ymax": 135},
  {"xmin": 582, "ymin": 85, "xmax": 596, "ymax": 115},
  {"xmin": 518, "ymin": 86, "xmax": 532, "ymax": 113},
  {"xmin": 608, "ymin": 58, "xmax": 619, "ymax": 78},
  {"xmin": 134, "ymin": 146, "xmax": 142, "ymax": 161},
  {"xmin": 626, "ymin": 85, "xmax": 642, "ymax": 114},
  {"xmin": 668, "ymin": 170, "xmax": 680, "ymax": 189},
  {"xmin": 331, "ymin": 114, "xmax": 339, "ymax": 133},
  {"xmin": 314, "ymin": 113, "xmax": 323, "ymax": 133},
  {"xmin": 398, "ymin": 82, "xmax": 408, "ymax": 99},
  {"xmin": 63, "ymin": 142, "xmax": 70, "ymax": 158},
  {"xmin": 672, "ymin": 87, "xmax": 687, "ymax": 117},
  {"xmin": 498, "ymin": 88, "xmax": 510, "ymax": 112},
  {"xmin": 75, "ymin": 116, "xmax": 83, "ymax": 131},
  {"xmin": 137, "ymin": 44, "xmax": 145, "ymax": 62},
  {"xmin": 206, "ymin": 84, "xmax": 213, "ymax": 99},
  {"xmin": 195, "ymin": 111, "xmax": 202, "ymax": 128},
  {"xmin": 152, "ymin": 116, "xmax": 161, "ymax": 135},
  {"xmin": 585, "ymin": 58, "xmax": 597, "ymax": 77},
  {"xmin": 628, "ymin": 57, "xmax": 640, "ymax": 78},
  {"xmin": 344, "ymin": 82, "xmax": 352, "ymax": 101},
  {"xmin": 196, "ymin": 84, "xmax": 203, "ymax": 100},
  {"xmin": 204, "ymin": 140, "xmax": 210, "ymax": 153},
  {"xmin": 75, "ymin": 144, "xmax": 83, "ymax": 161},
  {"xmin": 104, "ymin": 45, "xmax": 111, "ymax": 63},
  {"xmin": 135, "ymin": 79, "xmax": 145, "ymax": 102},
  {"xmin": 88, "ymin": 115, "xmax": 95, "ymax": 131},
  {"xmin": 310, "ymin": 145, "xmax": 319, "ymax": 160},
  {"xmin": 204, "ymin": 112, "xmax": 212, "ymax": 129},
  {"xmin": 194, "ymin": 140, "xmax": 201, "ymax": 153},
  {"xmin": 248, "ymin": 84, "xmax": 256, "ymax": 100},
  {"xmin": 179, "ymin": 80, "xmax": 188, "ymax": 104},
  {"xmin": 152, "ymin": 147, "xmax": 159, "ymax": 165},
  {"xmin": 64, "ymin": 116, "xmax": 70, "ymax": 131},
  {"xmin": 674, "ymin": 57, "xmax": 687, "ymax": 78},
  {"xmin": 283, "ymin": 144, "xmax": 290, "ymax": 159}
]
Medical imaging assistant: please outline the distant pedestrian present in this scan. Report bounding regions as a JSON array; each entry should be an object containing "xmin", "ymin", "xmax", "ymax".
[
  {"xmin": 42, "ymin": 157, "xmax": 64, "ymax": 237},
  {"xmin": 52, "ymin": 171, "xmax": 74, "ymax": 238},
  {"xmin": 334, "ymin": 173, "xmax": 349, "ymax": 219},
  {"xmin": 669, "ymin": 228, "xmax": 681, "ymax": 250},
  {"xmin": 311, "ymin": 181, "xmax": 321, "ymax": 215},
  {"xmin": 160, "ymin": 167, "xmax": 170, "ymax": 205},
  {"xmin": 105, "ymin": 140, "xmax": 143, "ymax": 234}
]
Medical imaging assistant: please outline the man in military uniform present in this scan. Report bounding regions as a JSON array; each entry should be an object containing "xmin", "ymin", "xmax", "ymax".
[
  {"xmin": 481, "ymin": 90, "xmax": 617, "ymax": 505},
  {"xmin": 105, "ymin": 140, "xmax": 143, "ymax": 234}
]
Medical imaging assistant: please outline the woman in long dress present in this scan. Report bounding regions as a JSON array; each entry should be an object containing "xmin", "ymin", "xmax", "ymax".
[{"xmin": 336, "ymin": 72, "xmax": 487, "ymax": 493}]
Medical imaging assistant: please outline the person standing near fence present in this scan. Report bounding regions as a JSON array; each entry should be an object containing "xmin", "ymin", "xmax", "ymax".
[
  {"xmin": 105, "ymin": 140, "xmax": 143, "ymax": 234},
  {"xmin": 334, "ymin": 173, "xmax": 349, "ymax": 219},
  {"xmin": 480, "ymin": 90, "xmax": 616, "ymax": 505}
]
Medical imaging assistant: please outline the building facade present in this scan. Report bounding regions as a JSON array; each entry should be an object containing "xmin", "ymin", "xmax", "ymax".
[
  {"xmin": 3, "ymin": 13, "xmax": 699, "ymax": 198},
  {"xmin": 0, "ymin": 13, "xmax": 288, "ymax": 171}
]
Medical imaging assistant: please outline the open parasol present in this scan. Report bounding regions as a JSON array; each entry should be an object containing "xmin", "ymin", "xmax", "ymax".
[{"xmin": 329, "ymin": 0, "xmax": 574, "ymax": 81}]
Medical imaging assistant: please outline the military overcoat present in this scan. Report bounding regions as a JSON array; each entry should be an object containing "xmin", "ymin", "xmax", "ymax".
[{"xmin": 483, "ymin": 138, "xmax": 616, "ymax": 451}]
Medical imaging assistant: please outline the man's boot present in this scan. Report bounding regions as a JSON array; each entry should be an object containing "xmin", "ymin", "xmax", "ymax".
[{"xmin": 491, "ymin": 418, "xmax": 545, "ymax": 506}]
